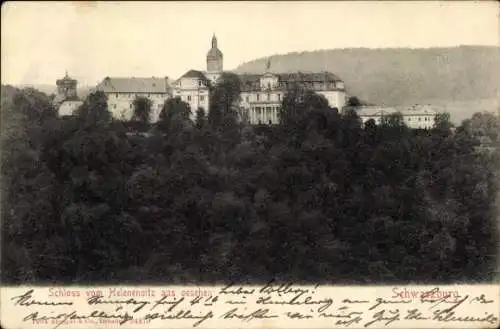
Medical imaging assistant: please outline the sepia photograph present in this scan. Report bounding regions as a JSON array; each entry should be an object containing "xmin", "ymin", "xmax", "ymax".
[{"xmin": 1, "ymin": 0, "xmax": 499, "ymax": 290}]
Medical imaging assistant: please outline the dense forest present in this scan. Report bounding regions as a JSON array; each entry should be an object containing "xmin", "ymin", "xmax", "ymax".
[
  {"xmin": 236, "ymin": 46, "xmax": 500, "ymax": 122},
  {"xmin": 1, "ymin": 73, "xmax": 499, "ymax": 284}
]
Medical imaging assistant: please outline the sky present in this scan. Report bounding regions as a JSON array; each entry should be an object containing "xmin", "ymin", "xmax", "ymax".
[{"xmin": 1, "ymin": 1, "xmax": 499, "ymax": 86}]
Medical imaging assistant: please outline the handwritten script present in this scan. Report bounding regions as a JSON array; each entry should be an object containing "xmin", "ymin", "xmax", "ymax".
[{"xmin": 1, "ymin": 283, "xmax": 498, "ymax": 328}]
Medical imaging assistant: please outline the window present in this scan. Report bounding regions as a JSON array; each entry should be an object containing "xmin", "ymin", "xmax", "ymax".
[
  {"xmin": 246, "ymin": 96, "xmax": 249, "ymax": 102},
  {"xmin": 278, "ymin": 94, "xmax": 281, "ymax": 101},
  {"xmin": 198, "ymin": 80, "xmax": 202, "ymax": 87},
  {"xmin": 267, "ymin": 93, "xmax": 270, "ymax": 101},
  {"xmin": 200, "ymin": 95, "xmax": 205, "ymax": 101},
  {"xmin": 113, "ymin": 104, "xmax": 117, "ymax": 109},
  {"xmin": 115, "ymin": 93, "xmax": 118, "ymax": 98},
  {"xmin": 418, "ymin": 117, "xmax": 422, "ymax": 121},
  {"xmin": 256, "ymin": 94, "xmax": 260, "ymax": 101},
  {"xmin": 187, "ymin": 95, "xmax": 192, "ymax": 101},
  {"xmin": 267, "ymin": 82, "xmax": 271, "ymax": 89}
]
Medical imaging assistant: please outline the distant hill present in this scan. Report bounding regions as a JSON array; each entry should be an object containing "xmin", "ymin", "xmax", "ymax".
[{"xmin": 235, "ymin": 46, "xmax": 500, "ymax": 123}]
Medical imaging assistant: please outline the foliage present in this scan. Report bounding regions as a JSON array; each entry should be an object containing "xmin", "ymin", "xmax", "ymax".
[
  {"xmin": 157, "ymin": 96, "xmax": 191, "ymax": 133},
  {"xmin": 132, "ymin": 96, "xmax": 152, "ymax": 124},
  {"xmin": 346, "ymin": 96, "xmax": 361, "ymax": 107},
  {"xmin": 208, "ymin": 72, "xmax": 242, "ymax": 128},
  {"xmin": 195, "ymin": 107, "xmax": 207, "ymax": 129},
  {"xmin": 458, "ymin": 112, "xmax": 500, "ymax": 143},
  {"xmin": 10, "ymin": 87, "xmax": 56, "ymax": 124},
  {"xmin": 75, "ymin": 91, "xmax": 112, "ymax": 124},
  {"xmin": 434, "ymin": 112, "xmax": 454, "ymax": 131},
  {"xmin": 1, "ymin": 84, "xmax": 498, "ymax": 284}
]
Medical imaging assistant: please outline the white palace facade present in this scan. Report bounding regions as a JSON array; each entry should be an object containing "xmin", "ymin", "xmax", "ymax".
[
  {"xmin": 239, "ymin": 66, "xmax": 346, "ymax": 124},
  {"xmin": 88, "ymin": 35, "xmax": 347, "ymax": 123},
  {"xmin": 353, "ymin": 105, "xmax": 439, "ymax": 129}
]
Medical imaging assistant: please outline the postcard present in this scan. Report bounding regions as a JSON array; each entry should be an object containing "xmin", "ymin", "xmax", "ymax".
[{"xmin": 1, "ymin": 1, "xmax": 499, "ymax": 328}]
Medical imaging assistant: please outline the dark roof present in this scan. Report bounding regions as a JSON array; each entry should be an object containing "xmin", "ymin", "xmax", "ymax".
[
  {"xmin": 207, "ymin": 48, "xmax": 223, "ymax": 59},
  {"xmin": 238, "ymin": 71, "xmax": 344, "ymax": 92},
  {"xmin": 354, "ymin": 106, "xmax": 438, "ymax": 117},
  {"xmin": 281, "ymin": 71, "xmax": 342, "ymax": 82},
  {"xmin": 180, "ymin": 70, "xmax": 209, "ymax": 80},
  {"xmin": 56, "ymin": 72, "xmax": 77, "ymax": 85},
  {"xmin": 173, "ymin": 70, "xmax": 211, "ymax": 86},
  {"xmin": 96, "ymin": 77, "xmax": 171, "ymax": 93},
  {"xmin": 56, "ymin": 77, "xmax": 77, "ymax": 85}
]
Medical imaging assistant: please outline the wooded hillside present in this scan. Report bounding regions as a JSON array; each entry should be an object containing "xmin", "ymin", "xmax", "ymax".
[
  {"xmin": 235, "ymin": 46, "xmax": 500, "ymax": 122},
  {"xmin": 2, "ymin": 78, "xmax": 499, "ymax": 284}
]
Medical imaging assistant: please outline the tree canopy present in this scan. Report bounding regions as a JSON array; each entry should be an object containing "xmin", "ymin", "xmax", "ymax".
[
  {"xmin": 132, "ymin": 96, "xmax": 153, "ymax": 124},
  {"xmin": 2, "ymin": 84, "xmax": 498, "ymax": 284}
]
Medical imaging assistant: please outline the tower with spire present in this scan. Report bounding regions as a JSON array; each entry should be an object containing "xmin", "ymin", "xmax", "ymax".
[
  {"xmin": 55, "ymin": 70, "xmax": 78, "ymax": 105},
  {"xmin": 206, "ymin": 34, "xmax": 223, "ymax": 78},
  {"xmin": 54, "ymin": 71, "xmax": 83, "ymax": 116},
  {"xmin": 56, "ymin": 71, "xmax": 78, "ymax": 98}
]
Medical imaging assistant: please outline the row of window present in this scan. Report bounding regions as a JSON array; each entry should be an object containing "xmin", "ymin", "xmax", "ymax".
[
  {"xmin": 407, "ymin": 116, "xmax": 433, "ymax": 122},
  {"xmin": 182, "ymin": 95, "xmax": 205, "ymax": 102},
  {"xmin": 250, "ymin": 106, "xmax": 281, "ymax": 114},
  {"xmin": 110, "ymin": 93, "xmax": 169, "ymax": 99},
  {"xmin": 109, "ymin": 91, "xmax": 293, "ymax": 103},
  {"xmin": 364, "ymin": 116, "xmax": 435, "ymax": 122},
  {"xmin": 244, "ymin": 93, "xmax": 282, "ymax": 102},
  {"xmin": 111, "ymin": 103, "xmax": 164, "ymax": 110},
  {"xmin": 109, "ymin": 95, "xmax": 206, "ymax": 109},
  {"xmin": 247, "ymin": 81, "xmax": 343, "ymax": 90},
  {"xmin": 178, "ymin": 80, "xmax": 207, "ymax": 87}
]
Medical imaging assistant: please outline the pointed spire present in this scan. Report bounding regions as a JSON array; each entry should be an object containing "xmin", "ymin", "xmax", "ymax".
[
  {"xmin": 211, "ymin": 33, "xmax": 217, "ymax": 49},
  {"xmin": 266, "ymin": 58, "xmax": 271, "ymax": 72}
]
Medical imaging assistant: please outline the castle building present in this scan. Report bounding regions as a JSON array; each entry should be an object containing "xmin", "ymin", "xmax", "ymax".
[
  {"xmin": 171, "ymin": 34, "xmax": 223, "ymax": 118},
  {"xmin": 96, "ymin": 77, "xmax": 171, "ymax": 122},
  {"xmin": 353, "ymin": 105, "xmax": 438, "ymax": 129},
  {"xmin": 54, "ymin": 71, "xmax": 83, "ymax": 116},
  {"xmin": 239, "ymin": 59, "xmax": 346, "ymax": 124},
  {"xmin": 205, "ymin": 34, "xmax": 223, "ymax": 83},
  {"xmin": 171, "ymin": 70, "xmax": 211, "ymax": 118},
  {"xmin": 94, "ymin": 34, "xmax": 347, "ymax": 124}
]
